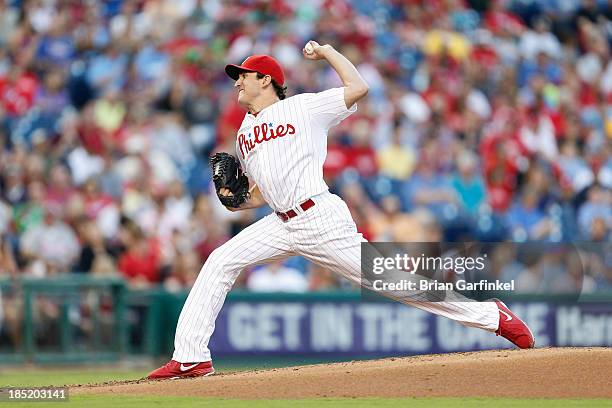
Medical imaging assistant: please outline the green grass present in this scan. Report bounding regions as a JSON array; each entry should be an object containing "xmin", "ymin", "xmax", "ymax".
[
  {"xmin": 0, "ymin": 359, "xmax": 328, "ymax": 388},
  {"xmin": 6, "ymin": 396, "xmax": 612, "ymax": 408},
  {"xmin": 0, "ymin": 357, "xmax": 331, "ymax": 388},
  {"xmin": 1, "ymin": 369, "xmax": 610, "ymax": 407},
  {"xmin": 0, "ymin": 368, "xmax": 147, "ymax": 387}
]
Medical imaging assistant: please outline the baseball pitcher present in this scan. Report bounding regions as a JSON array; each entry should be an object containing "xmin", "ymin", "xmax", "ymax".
[{"xmin": 148, "ymin": 41, "xmax": 534, "ymax": 379}]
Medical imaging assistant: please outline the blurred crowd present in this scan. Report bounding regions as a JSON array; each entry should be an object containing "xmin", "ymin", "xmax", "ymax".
[{"xmin": 0, "ymin": 0, "xmax": 610, "ymax": 294}]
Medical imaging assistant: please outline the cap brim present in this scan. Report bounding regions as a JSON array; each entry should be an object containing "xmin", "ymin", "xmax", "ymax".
[{"xmin": 225, "ymin": 64, "xmax": 256, "ymax": 80}]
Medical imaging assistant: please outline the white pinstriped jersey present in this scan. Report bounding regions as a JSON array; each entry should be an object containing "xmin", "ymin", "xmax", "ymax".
[{"xmin": 235, "ymin": 87, "xmax": 356, "ymax": 212}]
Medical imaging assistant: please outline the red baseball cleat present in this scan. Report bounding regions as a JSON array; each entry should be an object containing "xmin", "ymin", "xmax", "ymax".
[
  {"xmin": 147, "ymin": 360, "xmax": 215, "ymax": 380},
  {"xmin": 493, "ymin": 299, "xmax": 535, "ymax": 349}
]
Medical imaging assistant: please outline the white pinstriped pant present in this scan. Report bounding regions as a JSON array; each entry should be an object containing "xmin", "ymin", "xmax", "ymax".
[{"xmin": 172, "ymin": 191, "xmax": 499, "ymax": 362}]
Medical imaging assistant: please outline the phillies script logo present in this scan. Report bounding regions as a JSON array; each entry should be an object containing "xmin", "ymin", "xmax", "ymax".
[{"xmin": 238, "ymin": 122, "xmax": 296, "ymax": 159}]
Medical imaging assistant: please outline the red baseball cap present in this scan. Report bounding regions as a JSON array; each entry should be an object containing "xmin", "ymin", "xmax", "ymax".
[{"xmin": 225, "ymin": 55, "xmax": 285, "ymax": 86}]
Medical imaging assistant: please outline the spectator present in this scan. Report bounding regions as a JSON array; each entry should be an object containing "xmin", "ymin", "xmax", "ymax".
[
  {"xmin": 0, "ymin": 200, "xmax": 10, "ymax": 236},
  {"xmin": 308, "ymin": 263, "xmax": 340, "ymax": 291},
  {"xmin": 0, "ymin": 234, "xmax": 17, "ymax": 278},
  {"xmin": 578, "ymin": 185, "xmax": 612, "ymax": 239},
  {"xmin": 158, "ymin": 179, "xmax": 193, "ymax": 241},
  {"xmin": 20, "ymin": 207, "xmax": 80, "ymax": 276},
  {"xmin": 557, "ymin": 140, "xmax": 594, "ymax": 193},
  {"xmin": 93, "ymin": 89, "xmax": 126, "ymax": 134},
  {"xmin": 35, "ymin": 69, "xmax": 70, "ymax": 127},
  {"xmin": 513, "ymin": 249, "xmax": 544, "ymax": 293},
  {"xmin": 404, "ymin": 153, "xmax": 458, "ymax": 218},
  {"xmin": 0, "ymin": 235, "xmax": 18, "ymax": 348},
  {"xmin": 0, "ymin": 2, "xmax": 19, "ymax": 47},
  {"xmin": 451, "ymin": 150, "xmax": 486, "ymax": 214},
  {"xmin": 164, "ymin": 249, "xmax": 200, "ymax": 293},
  {"xmin": 72, "ymin": 217, "xmax": 113, "ymax": 274},
  {"xmin": 247, "ymin": 260, "xmax": 308, "ymax": 293},
  {"xmin": 35, "ymin": 11, "xmax": 75, "ymax": 70},
  {"xmin": 376, "ymin": 125, "xmax": 416, "ymax": 181},
  {"xmin": 13, "ymin": 180, "xmax": 46, "ymax": 234},
  {"xmin": 566, "ymin": 249, "xmax": 597, "ymax": 294},
  {"xmin": 519, "ymin": 16, "xmax": 562, "ymax": 61},
  {"xmin": 86, "ymin": 44, "xmax": 128, "ymax": 95},
  {"xmin": 1, "ymin": 164, "xmax": 26, "ymax": 205},
  {"xmin": 369, "ymin": 195, "xmax": 421, "ymax": 241},
  {"xmin": 44, "ymin": 163, "xmax": 78, "ymax": 215},
  {"xmin": 505, "ymin": 189, "xmax": 554, "ymax": 241},
  {"xmin": 518, "ymin": 105, "xmax": 559, "ymax": 162},
  {"xmin": 193, "ymin": 195, "xmax": 230, "ymax": 263},
  {"xmin": 82, "ymin": 177, "xmax": 120, "ymax": 240},
  {"xmin": 0, "ymin": 64, "xmax": 39, "ymax": 123},
  {"xmin": 540, "ymin": 249, "xmax": 574, "ymax": 293},
  {"xmin": 98, "ymin": 154, "xmax": 124, "ymax": 201},
  {"xmin": 588, "ymin": 217, "xmax": 609, "ymax": 242},
  {"xmin": 338, "ymin": 180, "xmax": 377, "ymax": 240},
  {"xmin": 117, "ymin": 224, "xmax": 161, "ymax": 288},
  {"xmin": 133, "ymin": 35, "xmax": 171, "ymax": 89},
  {"xmin": 181, "ymin": 81, "xmax": 219, "ymax": 155}
]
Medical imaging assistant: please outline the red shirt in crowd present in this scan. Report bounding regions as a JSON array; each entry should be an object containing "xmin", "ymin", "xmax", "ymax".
[
  {"xmin": 480, "ymin": 131, "xmax": 522, "ymax": 212},
  {"xmin": 324, "ymin": 144, "xmax": 378, "ymax": 179},
  {"xmin": 118, "ymin": 238, "xmax": 161, "ymax": 284},
  {"xmin": 217, "ymin": 99, "xmax": 246, "ymax": 145},
  {"xmin": 0, "ymin": 71, "xmax": 38, "ymax": 116}
]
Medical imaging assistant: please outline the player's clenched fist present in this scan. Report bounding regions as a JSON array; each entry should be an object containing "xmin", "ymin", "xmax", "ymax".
[{"xmin": 302, "ymin": 40, "xmax": 331, "ymax": 60}]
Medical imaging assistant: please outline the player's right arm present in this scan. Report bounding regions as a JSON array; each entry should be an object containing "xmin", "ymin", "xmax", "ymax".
[
  {"xmin": 220, "ymin": 184, "xmax": 267, "ymax": 212},
  {"xmin": 302, "ymin": 40, "xmax": 369, "ymax": 109}
]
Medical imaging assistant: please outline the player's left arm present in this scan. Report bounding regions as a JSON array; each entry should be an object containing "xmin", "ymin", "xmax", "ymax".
[
  {"xmin": 220, "ymin": 184, "xmax": 267, "ymax": 212},
  {"xmin": 302, "ymin": 40, "xmax": 369, "ymax": 108}
]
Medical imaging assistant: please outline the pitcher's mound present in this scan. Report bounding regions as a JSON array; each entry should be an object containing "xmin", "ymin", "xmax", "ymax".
[{"xmin": 74, "ymin": 348, "xmax": 612, "ymax": 399}]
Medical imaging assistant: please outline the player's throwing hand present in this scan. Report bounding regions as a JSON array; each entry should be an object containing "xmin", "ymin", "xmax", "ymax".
[{"xmin": 302, "ymin": 40, "xmax": 330, "ymax": 60}]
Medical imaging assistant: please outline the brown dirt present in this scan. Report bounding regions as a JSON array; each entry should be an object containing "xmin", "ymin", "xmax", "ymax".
[{"xmin": 73, "ymin": 348, "xmax": 612, "ymax": 399}]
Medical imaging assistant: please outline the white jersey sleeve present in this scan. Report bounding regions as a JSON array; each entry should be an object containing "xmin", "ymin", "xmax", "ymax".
[{"xmin": 304, "ymin": 87, "xmax": 357, "ymax": 130}]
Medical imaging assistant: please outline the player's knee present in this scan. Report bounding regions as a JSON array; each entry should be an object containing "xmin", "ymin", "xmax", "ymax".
[
  {"xmin": 204, "ymin": 248, "xmax": 224, "ymax": 268},
  {"xmin": 204, "ymin": 247, "xmax": 237, "ymax": 271}
]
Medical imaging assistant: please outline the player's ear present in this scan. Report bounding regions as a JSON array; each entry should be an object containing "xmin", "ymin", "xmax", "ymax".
[{"xmin": 261, "ymin": 74, "xmax": 272, "ymax": 87}]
